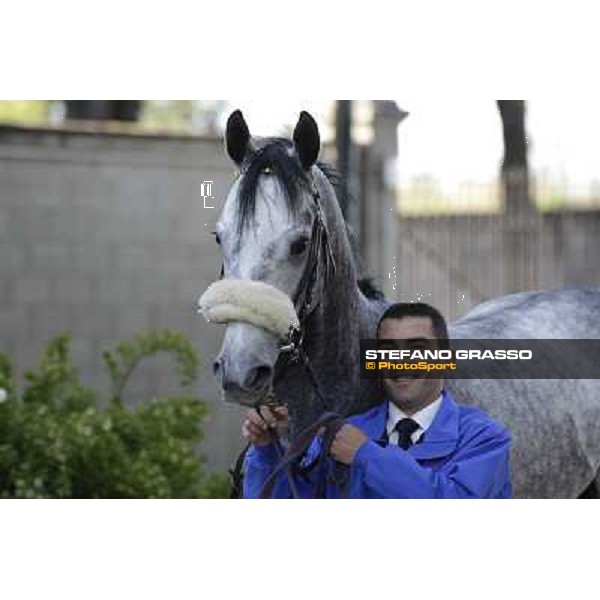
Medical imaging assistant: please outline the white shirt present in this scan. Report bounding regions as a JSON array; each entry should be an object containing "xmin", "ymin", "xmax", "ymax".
[{"xmin": 386, "ymin": 393, "xmax": 443, "ymax": 445}]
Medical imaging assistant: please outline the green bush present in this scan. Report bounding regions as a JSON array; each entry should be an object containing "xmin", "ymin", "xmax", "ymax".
[{"xmin": 0, "ymin": 331, "xmax": 230, "ymax": 498}]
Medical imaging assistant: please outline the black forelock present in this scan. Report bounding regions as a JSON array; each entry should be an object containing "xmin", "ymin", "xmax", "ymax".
[{"xmin": 236, "ymin": 138, "xmax": 310, "ymax": 237}]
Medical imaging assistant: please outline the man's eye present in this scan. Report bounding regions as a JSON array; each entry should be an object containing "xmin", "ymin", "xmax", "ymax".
[
  {"xmin": 378, "ymin": 343, "xmax": 397, "ymax": 351},
  {"xmin": 409, "ymin": 343, "xmax": 433, "ymax": 352},
  {"xmin": 290, "ymin": 237, "xmax": 309, "ymax": 256}
]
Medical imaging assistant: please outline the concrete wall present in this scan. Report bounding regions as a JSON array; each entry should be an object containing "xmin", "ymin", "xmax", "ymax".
[{"xmin": 0, "ymin": 126, "xmax": 246, "ymax": 471}]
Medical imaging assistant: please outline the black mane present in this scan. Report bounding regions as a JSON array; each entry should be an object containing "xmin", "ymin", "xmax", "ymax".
[
  {"xmin": 357, "ymin": 277, "xmax": 386, "ymax": 300},
  {"xmin": 236, "ymin": 137, "xmax": 384, "ymax": 300}
]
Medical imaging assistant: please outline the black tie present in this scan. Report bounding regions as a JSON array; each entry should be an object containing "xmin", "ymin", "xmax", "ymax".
[{"xmin": 394, "ymin": 418, "xmax": 420, "ymax": 450}]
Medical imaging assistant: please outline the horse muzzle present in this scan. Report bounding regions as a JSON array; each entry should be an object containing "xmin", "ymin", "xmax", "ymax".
[{"xmin": 198, "ymin": 279, "xmax": 300, "ymax": 406}]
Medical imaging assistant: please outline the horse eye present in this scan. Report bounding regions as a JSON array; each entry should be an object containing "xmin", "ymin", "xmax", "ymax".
[
  {"xmin": 211, "ymin": 231, "xmax": 221, "ymax": 245},
  {"xmin": 290, "ymin": 236, "xmax": 309, "ymax": 256}
]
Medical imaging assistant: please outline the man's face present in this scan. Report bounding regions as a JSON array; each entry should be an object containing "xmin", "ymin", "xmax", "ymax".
[{"xmin": 378, "ymin": 316, "xmax": 444, "ymax": 414}]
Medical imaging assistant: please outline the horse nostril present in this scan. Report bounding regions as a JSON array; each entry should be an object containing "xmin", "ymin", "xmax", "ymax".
[
  {"xmin": 213, "ymin": 358, "xmax": 224, "ymax": 380},
  {"xmin": 223, "ymin": 380, "xmax": 242, "ymax": 393},
  {"xmin": 244, "ymin": 365, "xmax": 273, "ymax": 391}
]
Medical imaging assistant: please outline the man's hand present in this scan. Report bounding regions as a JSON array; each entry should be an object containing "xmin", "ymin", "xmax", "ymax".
[
  {"xmin": 242, "ymin": 405, "xmax": 290, "ymax": 447},
  {"xmin": 329, "ymin": 424, "xmax": 368, "ymax": 465}
]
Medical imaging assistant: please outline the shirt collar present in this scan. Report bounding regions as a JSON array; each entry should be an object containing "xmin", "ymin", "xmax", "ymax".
[{"xmin": 386, "ymin": 392, "xmax": 444, "ymax": 437}]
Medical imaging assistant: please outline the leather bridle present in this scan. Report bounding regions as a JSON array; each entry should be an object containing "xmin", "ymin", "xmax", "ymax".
[{"xmin": 266, "ymin": 176, "xmax": 337, "ymax": 403}]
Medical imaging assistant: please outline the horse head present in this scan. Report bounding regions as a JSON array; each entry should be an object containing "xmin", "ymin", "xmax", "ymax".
[{"xmin": 200, "ymin": 109, "xmax": 362, "ymax": 429}]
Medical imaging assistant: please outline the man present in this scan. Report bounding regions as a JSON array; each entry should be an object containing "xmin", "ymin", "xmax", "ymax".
[{"xmin": 242, "ymin": 302, "xmax": 512, "ymax": 498}]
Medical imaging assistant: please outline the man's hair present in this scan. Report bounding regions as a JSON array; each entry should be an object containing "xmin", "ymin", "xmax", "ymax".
[{"xmin": 376, "ymin": 302, "xmax": 450, "ymax": 350}]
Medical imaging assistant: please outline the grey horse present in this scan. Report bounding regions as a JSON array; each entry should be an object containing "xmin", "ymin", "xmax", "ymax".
[{"xmin": 209, "ymin": 109, "xmax": 600, "ymax": 498}]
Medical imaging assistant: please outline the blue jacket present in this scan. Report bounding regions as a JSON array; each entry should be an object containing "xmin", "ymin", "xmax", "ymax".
[{"xmin": 243, "ymin": 388, "xmax": 512, "ymax": 499}]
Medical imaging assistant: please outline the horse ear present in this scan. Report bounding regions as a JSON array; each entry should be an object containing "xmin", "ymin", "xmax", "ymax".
[
  {"xmin": 226, "ymin": 110, "xmax": 250, "ymax": 165},
  {"xmin": 293, "ymin": 111, "xmax": 320, "ymax": 169}
]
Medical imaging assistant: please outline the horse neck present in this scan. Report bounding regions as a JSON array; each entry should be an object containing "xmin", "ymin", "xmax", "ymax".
[
  {"xmin": 302, "ymin": 173, "xmax": 363, "ymax": 410},
  {"xmin": 312, "ymin": 169, "xmax": 393, "ymax": 340},
  {"xmin": 313, "ymin": 169, "xmax": 394, "ymax": 415},
  {"xmin": 284, "ymin": 171, "xmax": 393, "ymax": 429}
]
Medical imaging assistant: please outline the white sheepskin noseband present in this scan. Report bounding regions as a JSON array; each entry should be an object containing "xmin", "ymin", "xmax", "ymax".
[{"xmin": 197, "ymin": 279, "xmax": 299, "ymax": 340}]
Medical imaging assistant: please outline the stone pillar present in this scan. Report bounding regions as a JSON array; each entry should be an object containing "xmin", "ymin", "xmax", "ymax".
[{"xmin": 360, "ymin": 101, "xmax": 408, "ymax": 298}]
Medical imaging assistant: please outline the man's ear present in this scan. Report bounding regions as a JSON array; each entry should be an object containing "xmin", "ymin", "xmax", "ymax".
[
  {"xmin": 293, "ymin": 111, "xmax": 320, "ymax": 169},
  {"xmin": 226, "ymin": 109, "xmax": 250, "ymax": 165}
]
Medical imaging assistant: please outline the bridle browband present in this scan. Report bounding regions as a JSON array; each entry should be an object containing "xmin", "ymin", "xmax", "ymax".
[{"xmin": 227, "ymin": 169, "xmax": 348, "ymax": 499}]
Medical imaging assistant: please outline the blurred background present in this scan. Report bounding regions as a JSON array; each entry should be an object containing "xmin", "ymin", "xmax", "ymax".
[{"xmin": 1, "ymin": 99, "xmax": 599, "ymax": 480}]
